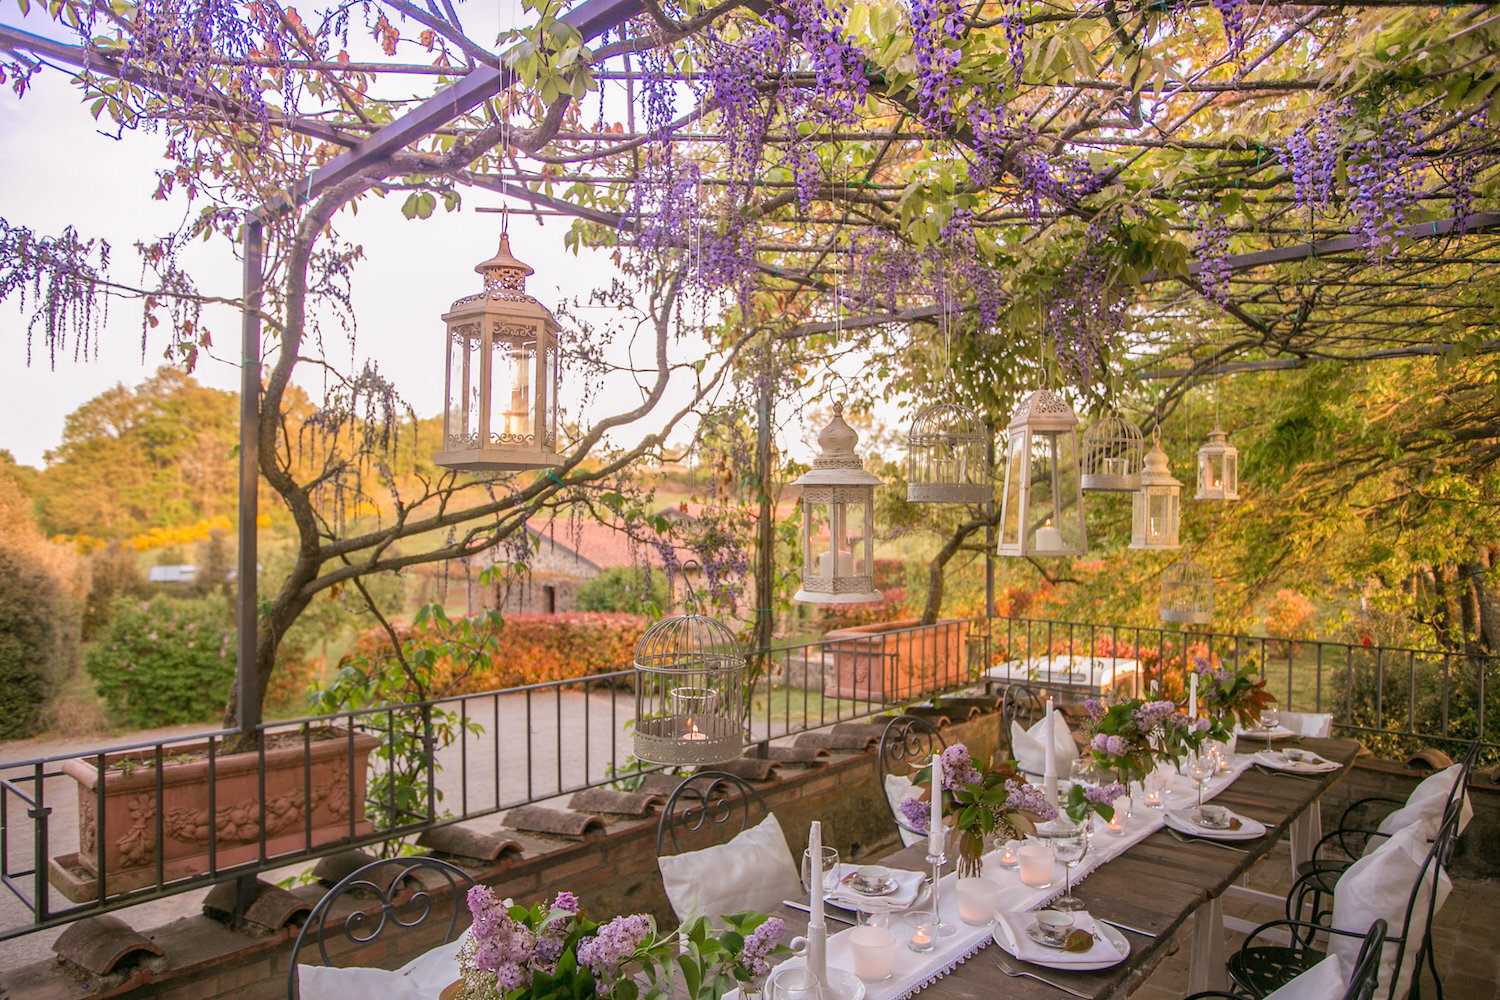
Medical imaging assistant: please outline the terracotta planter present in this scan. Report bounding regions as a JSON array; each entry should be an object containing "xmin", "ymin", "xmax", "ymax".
[
  {"xmin": 48, "ymin": 728, "xmax": 379, "ymax": 903},
  {"xmin": 822, "ymin": 619, "xmax": 967, "ymax": 701}
]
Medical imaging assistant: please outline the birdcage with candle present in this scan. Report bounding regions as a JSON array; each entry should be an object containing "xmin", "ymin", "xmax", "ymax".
[
  {"xmin": 633, "ymin": 606, "xmax": 745, "ymax": 766},
  {"xmin": 906, "ymin": 402, "xmax": 990, "ymax": 504},
  {"xmin": 1160, "ymin": 558, "xmax": 1214, "ymax": 625},
  {"xmin": 1080, "ymin": 415, "xmax": 1143, "ymax": 492}
]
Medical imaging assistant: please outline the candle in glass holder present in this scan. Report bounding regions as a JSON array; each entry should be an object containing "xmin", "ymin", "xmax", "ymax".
[
  {"xmin": 849, "ymin": 924, "xmax": 896, "ymax": 981},
  {"xmin": 904, "ymin": 912, "xmax": 936, "ymax": 953},
  {"xmin": 956, "ymin": 877, "xmax": 999, "ymax": 925},
  {"xmin": 1018, "ymin": 844, "xmax": 1054, "ymax": 888},
  {"xmin": 1105, "ymin": 795, "xmax": 1131, "ymax": 835},
  {"xmin": 996, "ymin": 841, "xmax": 1020, "ymax": 869}
]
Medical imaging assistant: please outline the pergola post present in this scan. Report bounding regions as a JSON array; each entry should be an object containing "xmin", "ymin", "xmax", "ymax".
[{"xmin": 236, "ymin": 217, "xmax": 263, "ymax": 736}]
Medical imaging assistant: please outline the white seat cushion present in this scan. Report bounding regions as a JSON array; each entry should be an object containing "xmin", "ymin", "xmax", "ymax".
[
  {"xmin": 884, "ymin": 772, "xmax": 924, "ymax": 847},
  {"xmin": 658, "ymin": 812, "xmax": 802, "ymax": 924},
  {"xmin": 1279, "ymin": 711, "xmax": 1333, "ymax": 738},
  {"xmin": 1376, "ymin": 763, "xmax": 1473, "ymax": 841},
  {"xmin": 1010, "ymin": 709, "xmax": 1079, "ymax": 776},
  {"xmin": 1331, "ymin": 823, "xmax": 1451, "ymax": 1000},
  {"xmin": 297, "ymin": 932, "xmax": 465, "ymax": 998},
  {"xmin": 1263, "ymin": 953, "xmax": 1348, "ymax": 1000}
]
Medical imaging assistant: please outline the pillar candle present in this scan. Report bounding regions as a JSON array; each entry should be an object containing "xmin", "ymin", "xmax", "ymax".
[
  {"xmin": 807, "ymin": 820, "xmax": 827, "ymax": 985},
  {"xmin": 1189, "ymin": 672, "xmax": 1198, "ymax": 719},
  {"xmin": 1043, "ymin": 697, "xmax": 1058, "ymax": 808},
  {"xmin": 928, "ymin": 753, "xmax": 944, "ymax": 856}
]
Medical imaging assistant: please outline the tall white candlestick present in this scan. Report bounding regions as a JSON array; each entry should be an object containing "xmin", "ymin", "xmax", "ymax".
[
  {"xmin": 1043, "ymin": 698, "xmax": 1058, "ymax": 808},
  {"xmin": 807, "ymin": 821, "xmax": 827, "ymax": 985},
  {"xmin": 1189, "ymin": 672, "xmax": 1198, "ymax": 719},
  {"xmin": 928, "ymin": 753, "xmax": 944, "ymax": 856}
]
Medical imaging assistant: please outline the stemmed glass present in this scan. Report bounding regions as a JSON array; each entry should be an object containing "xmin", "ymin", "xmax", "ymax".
[
  {"xmin": 801, "ymin": 846, "xmax": 840, "ymax": 900},
  {"xmin": 1261, "ymin": 707, "xmax": 1282, "ymax": 753},
  {"xmin": 1188, "ymin": 752, "xmax": 1216, "ymax": 808},
  {"xmin": 1037, "ymin": 819, "xmax": 1089, "ymax": 912}
]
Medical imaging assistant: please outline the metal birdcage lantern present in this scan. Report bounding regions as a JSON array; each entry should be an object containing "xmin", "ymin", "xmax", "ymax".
[
  {"xmin": 1080, "ymin": 415, "xmax": 1144, "ymax": 492},
  {"xmin": 1195, "ymin": 426, "xmax": 1240, "ymax": 501},
  {"xmin": 1130, "ymin": 438, "xmax": 1182, "ymax": 550},
  {"xmin": 997, "ymin": 390, "xmax": 1087, "ymax": 558},
  {"xmin": 435, "ymin": 232, "xmax": 561, "ymax": 471},
  {"xmin": 906, "ymin": 402, "xmax": 990, "ymax": 504},
  {"xmin": 633, "ymin": 604, "xmax": 745, "ymax": 766},
  {"xmin": 1160, "ymin": 558, "xmax": 1214, "ymax": 625},
  {"xmin": 793, "ymin": 402, "xmax": 883, "ymax": 604}
]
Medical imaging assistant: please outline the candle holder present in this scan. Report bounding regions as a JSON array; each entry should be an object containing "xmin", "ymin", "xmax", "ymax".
[
  {"xmin": 996, "ymin": 840, "xmax": 1021, "ymax": 870},
  {"xmin": 925, "ymin": 849, "xmax": 957, "ymax": 937}
]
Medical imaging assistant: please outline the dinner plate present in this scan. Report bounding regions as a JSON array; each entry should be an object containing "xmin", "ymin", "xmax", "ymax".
[
  {"xmin": 1238, "ymin": 725, "xmax": 1296, "ymax": 741},
  {"xmin": 992, "ymin": 915, "xmax": 1130, "ymax": 971},
  {"xmin": 1164, "ymin": 807, "xmax": 1267, "ymax": 841},
  {"xmin": 1252, "ymin": 749, "xmax": 1340, "ymax": 773}
]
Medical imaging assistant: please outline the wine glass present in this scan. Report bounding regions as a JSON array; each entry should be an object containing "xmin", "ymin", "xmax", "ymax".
[
  {"xmin": 1261, "ymin": 706, "xmax": 1281, "ymax": 753},
  {"xmin": 1037, "ymin": 819, "xmax": 1089, "ymax": 912},
  {"xmin": 801, "ymin": 845, "xmax": 840, "ymax": 900},
  {"xmin": 767, "ymin": 965, "xmax": 824, "ymax": 1000},
  {"xmin": 1188, "ymin": 751, "xmax": 1215, "ymax": 808}
]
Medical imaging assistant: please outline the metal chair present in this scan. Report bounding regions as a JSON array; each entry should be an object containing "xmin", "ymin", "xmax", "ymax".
[
  {"xmin": 286, "ymin": 855, "xmax": 476, "ymax": 999},
  {"xmin": 1228, "ymin": 792, "xmax": 1465, "ymax": 1000},
  {"xmin": 656, "ymin": 770, "xmax": 770, "ymax": 857},
  {"xmin": 877, "ymin": 715, "xmax": 947, "ymax": 841},
  {"xmin": 1183, "ymin": 919, "xmax": 1386, "ymax": 1000},
  {"xmin": 1000, "ymin": 684, "xmax": 1045, "ymax": 744}
]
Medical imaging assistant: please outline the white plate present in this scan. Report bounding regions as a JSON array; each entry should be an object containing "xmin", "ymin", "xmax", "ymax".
[
  {"xmin": 992, "ymin": 917, "xmax": 1130, "ymax": 971},
  {"xmin": 1252, "ymin": 750, "xmax": 1340, "ymax": 774},
  {"xmin": 1238, "ymin": 725, "xmax": 1296, "ymax": 741},
  {"xmin": 1164, "ymin": 807, "xmax": 1267, "ymax": 841}
]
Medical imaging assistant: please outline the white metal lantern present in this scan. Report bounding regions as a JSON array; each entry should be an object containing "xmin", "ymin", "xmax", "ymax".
[
  {"xmin": 997, "ymin": 390, "xmax": 1087, "ymax": 558},
  {"xmin": 1080, "ymin": 415, "xmax": 1144, "ymax": 492},
  {"xmin": 435, "ymin": 233, "xmax": 561, "ymax": 471},
  {"xmin": 1130, "ymin": 439, "xmax": 1182, "ymax": 550},
  {"xmin": 793, "ymin": 402, "xmax": 883, "ymax": 603},
  {"xmin": 906, "ymin": 402, "xmax": 990, "ymax": 503},
  {"xmin": 1160, "ymin": 558, "xmax": 1214, "ymax": 625},
  {"xmin": 633, "ymin": 611, "xmax": 745, "ymax": 765},
  {"xmin": 1195, "ymin": 426, "xmax": 1240, "ymax": 501}
]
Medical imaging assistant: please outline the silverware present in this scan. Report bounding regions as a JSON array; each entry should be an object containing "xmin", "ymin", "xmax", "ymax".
[
  {"xmin": 1097, "ymin": 917, "xmax": 1157, "ymax": 939},
  {"xmin": 1166, "ymin": 828, "xmax": 1251, "ymax": 853},
  {"xmin": 993, "ymin": 949, "xmax": 1093, "ymax": 998},
  {"xmin": 1254, "ymin": 763, "xmax": 1319, "ymax": 780},
  {"xmin": 780, "ymin": 900, "xmax": 857, "ymax": 925}
]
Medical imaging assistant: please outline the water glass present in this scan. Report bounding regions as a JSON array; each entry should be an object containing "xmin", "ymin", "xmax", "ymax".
[
  {"xmin": 801, "ymin": 846, "xmax": 840, "ymax": 898},
  {"xmin": 767, "ymin": 966, "xmax": 823, "ymax": 1000}
]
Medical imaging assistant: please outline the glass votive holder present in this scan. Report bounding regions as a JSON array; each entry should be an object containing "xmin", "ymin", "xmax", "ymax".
[
  {"xmin": 903, "ymin": 911, "xmax": 937, "ymax": 953},
  {"xmin": 955, "ymin": 877, "xmax": 999, "ymax": 925},
  {"xmin": 995, "ymin": 840, "xmax": 1021, "ymax": 869},
  {"xmin": 1103, "ymin": 794, "xmax": 1131, "ymax": 836},
  {"xmin": 1017, "ymin": 843, "xmax": 1055, "ymax": 888},
  {"xmin": 848, "ymin": 924, "xmax": 896, "ymax": 981}
]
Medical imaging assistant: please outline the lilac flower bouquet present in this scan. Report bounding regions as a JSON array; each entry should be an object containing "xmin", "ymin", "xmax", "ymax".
[
  {"xmin": 1081, "ymin": 694, "xmax": 1209, "ymax": 786},
  {"xmin": 902, "ymin": 743, "xmax": 1057, "ymax": 874},
  {"xmin": 456, "ymin": 886, "xmax": 786, "ymax": 1000}
]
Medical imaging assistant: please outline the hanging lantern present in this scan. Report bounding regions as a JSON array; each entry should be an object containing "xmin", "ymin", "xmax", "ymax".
[
  {"xmin": 1160, "ymin": 558, "xmax": 1214, "ymax": 625},
  {"xmin": 997, "ymin": 390, "xmax": 1087, "ymax": 558},
  {"xmin": 1130, "ymin": 438, "xmax": 1182, "ymax": 550},
  {"xmin": 793, "ymin": 402, "xmax": 883, "ymax": 603},
  {"xmin": 1195, "ymin": 426, "xmax": 1240, "ymax": 501},
  {"xmin": 633, "ymin": 609, "xmax": 745, "ymax": 765},
  {"xmin": 906, "ymin": 402, "xmax": 990, "ymax": 503},
  {"xmin": 1080, "ymin": 415, "xmax": 1144, "ymax": 492},
  {"xmin": 434, "ymin": 232, "xmax": 561, "ymax": 471}
]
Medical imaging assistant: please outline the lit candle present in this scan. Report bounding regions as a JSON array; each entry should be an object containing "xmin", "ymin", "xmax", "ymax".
[
  {"xmin": 1106, "ymin": 795, "xmax": 1131, "ymax": 836},
  {"xmin": 682, "ymin": 718, "xmax": 708, "ymax": 741},
  {"xmin": 928, "ymin": 752, "xmax": 944, "ymax": 857},
  {"xmin": 1034, "ymin": 518, "xmax": 1064, "ymax": 551},
  {"xmin": 1018, "ymin": 844, "xmax": 1054, "ymax": 888},
  {"xmin": 997, "ymin": 841, "xmax": 1019, "ymax": 869},
  {"xmin": 1149, "ymin": 515, "xmax": 1161, "ymax": 538},
  {"xmin": 818, "ymin": 550, "xmax": 854, "ymax": 575},
  {"xmin": 1189, "ymin": 672, "xmax": 1198, "ymax": 720},
  {"xmin": 1043, "ymin": 697, "xmax": 1058, "ymax": 808}
]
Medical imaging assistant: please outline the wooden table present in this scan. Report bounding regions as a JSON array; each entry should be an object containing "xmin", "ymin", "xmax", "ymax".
[{"xmin": 775, "ymin": 737, "xmax": 1363, "ymax": 1000}]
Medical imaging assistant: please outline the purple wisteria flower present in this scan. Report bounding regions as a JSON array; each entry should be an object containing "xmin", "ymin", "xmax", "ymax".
[
  {"xmin": 739, "ymin": 917, "xmax": 786, "ymax": 978},
  {"xmin": 940, "ymin": 743, "xmax": 982, "ymax": 789},
  {"xmin": 578, "ymin": 913, "xmax": 652, "ymax": 982},
  {"xmin": 898, "ymin": 796, "xmax": 931, "ymax": 834},
  {"xmin": 1003, "ymin": 778, "xmax": 1058, "ymax": 821}
]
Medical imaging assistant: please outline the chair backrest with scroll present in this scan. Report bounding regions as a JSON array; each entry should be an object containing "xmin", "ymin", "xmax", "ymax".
[
  {"xmin": 878, "ymin": 715, "xmax": 947, "ymax": 846},
  {"xmin": 287, "ymin": 855, "xmax": 476, "ymax": 999},
  {"xmin": 1000, "ymin": 684, "xmax": 1045, "ymax": 742},
  {"xmin": 655, "ymin": 770, "xmax": 799, "ymax": 924}
]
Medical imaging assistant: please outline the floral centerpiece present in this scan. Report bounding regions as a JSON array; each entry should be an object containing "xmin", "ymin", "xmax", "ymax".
[
  {"xmin": 453, "ymin": 886, "xmax": 786, "ymax": 1000},
  {"xmin": 1080, "ymin": 693, "xmax": 1211, "ymax": 786},
  {"xmin": 1192, "ymin": 655, "xmax": 1276, "ymax": 740},
  {"xmin": 899, "ymin": 743, "xmax": 1057, "ymax": 876}
]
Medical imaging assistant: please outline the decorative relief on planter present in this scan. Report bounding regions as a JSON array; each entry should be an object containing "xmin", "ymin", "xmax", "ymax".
[
  {"xmin": 49, "ymin": 729, "xmax": 378, "ymax": 902},
  {"xmin": 822, "ymin": 620, "xmax": 968, "ymax": 702}
]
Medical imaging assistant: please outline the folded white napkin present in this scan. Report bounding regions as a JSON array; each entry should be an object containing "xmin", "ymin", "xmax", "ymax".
[
  {"xmin": 1252, "ymin": 749, "xmax": 1340, "ymax": 773},
  {"xmin": 825, "ymin": 863, "xmax": 926, "ymax": 911},
  {"xmin": 1010, "ymin": 710, "xmax": 1079, "ymax": 775},
  {"xmin": 992, "ymin": 910, "xmax": 1125, "ymax": 966}
]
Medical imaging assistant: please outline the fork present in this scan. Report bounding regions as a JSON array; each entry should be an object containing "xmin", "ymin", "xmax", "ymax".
[{"xmin": 993, "ymin": 950, "xmax": 1093, "ymax": 998}]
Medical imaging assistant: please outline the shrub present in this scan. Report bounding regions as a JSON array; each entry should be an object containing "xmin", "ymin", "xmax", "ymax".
[
  {"xmin": 0, "ymin": 546, "xmax": 77, "ymax": 739},
  {"xmin": 1264, "ymin": 589, "xmax": 1315, "ymax": 641},
  {"xmin": 817, "ymin": 590, "xmax": 909, "ymax": 631},
  {"xmin": 576, "ymin": 565, "xmax": 670, "ymax": 614},
  {"xmin": 85, "ymin": 596, "xmax": 235, "ymax": 727}
]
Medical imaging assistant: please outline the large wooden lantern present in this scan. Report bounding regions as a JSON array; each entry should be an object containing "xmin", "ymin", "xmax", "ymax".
[
  {"xmin": 793, "ymin": 402, "xmax": 883, "ymax": 604},
  {"xmin": 435, "ymin": 233, "xmax": 561, "ymax": 471},
  {"xmin": 1129, "ymin": 438, "xmax": 1182, "ymax": 550},
  {"xmin": 906, "ymin": 402, "xmax": 990, "ymax": 504},
  {"xmin": 1195, "ymin": 426, "xmax": 1240, "ymax": 501},
  {"xmin": 998, "ymin": 390, "xmax": 1087, "ymax": 558}
]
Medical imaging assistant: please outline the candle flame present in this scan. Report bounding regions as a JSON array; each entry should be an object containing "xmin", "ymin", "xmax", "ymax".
[{"xmin": 1044, "ymin": 517, "xmax": 1053, "ymax": 527}]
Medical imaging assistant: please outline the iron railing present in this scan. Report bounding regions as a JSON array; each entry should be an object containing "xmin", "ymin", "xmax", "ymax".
[{"xmin": 1, "ymin": 613, "xmax": 1493, "ymax": 943}]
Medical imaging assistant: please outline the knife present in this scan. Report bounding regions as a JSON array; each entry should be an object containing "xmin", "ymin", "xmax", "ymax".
[
  {"xmin": 1096, "ymin": 917, "xmax": 1157, "ymax": 938},
  {"xmin": 780, "ymin": 900, "xmax": 857, "ymax": 926}
]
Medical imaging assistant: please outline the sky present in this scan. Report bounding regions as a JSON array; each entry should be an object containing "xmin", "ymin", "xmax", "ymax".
[{"xmin": 0, "ymin": 10, "xmax": 739, "ymax": 472}]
